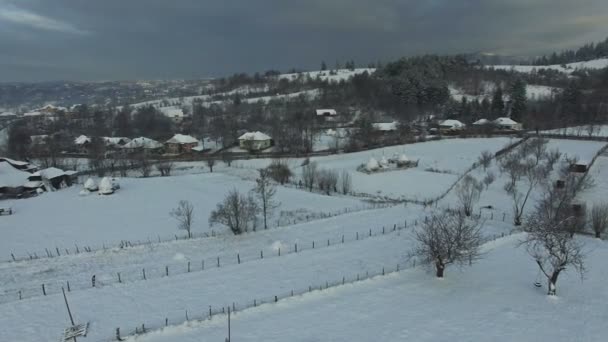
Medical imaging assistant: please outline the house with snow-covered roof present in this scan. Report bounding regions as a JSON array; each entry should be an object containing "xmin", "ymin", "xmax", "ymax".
[
  {"xmin": 165, "ymin": 134, "xmax": 199, "ymax": 154},
  {"xmin": 316, "ymin": 109, "xmax": 337, "ymax": 117},
  {"xmin": 103, "ymin": 137, "xmax": 131, "ymax": 148},
  {"xmin": 473, "ymin": 118, "xmax": 491, "ymax": 126},
  {"xmin": 439, "ymin": 119, "xmax": 466, "ymax": 132},
  {"xmin": 493, "ymin": 117, "xmax": 522, "ymax": 130},
  {"xmin": 122, "ymin": 137, "xmax": 164, "ymax": 151},
  {"xmin": 238, "ymin": 131, "xmax": 272, "ymax": 151}
]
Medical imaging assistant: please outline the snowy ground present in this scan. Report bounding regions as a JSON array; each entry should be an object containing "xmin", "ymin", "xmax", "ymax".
[
  {"xmin": 279, "ymin": 68, "xmax": 375, "ymax": 83},
  {"xmin": 542, "ymin": 125, "xmax": 608, "ymax": 138},
  {"xmin": 578, "ymin": 154, "xmax": 608, "ymax": 205},
  {"xmin": 490, "ymin": 58, "xmax": 608, "ymax": 74},
  {"xmin": 231, "ymin": 137, "xmax": 519, "ymax": 201},
  {"xmin": 0, "ymin": 173, "xmax": 366, "ymax": 261},
  {"xmin": 1, "ymin": 137, "xmax": 606, "ymax": 342},
  {"xmin": 125, "ymin": 235, "xmax": 608, "ymax": 342},
  {"xmin": 449, "ymin": 84, "xmax": 557, "ymax": 102},
  {"xmin": 442, "ymin": 139, "xmax": 607, "ymax": 222}
]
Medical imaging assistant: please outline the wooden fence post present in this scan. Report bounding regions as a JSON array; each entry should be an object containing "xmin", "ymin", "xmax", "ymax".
[
  {"xmin": 261, "ymin": 250, "xmax": 264, "ymax": 259},
  {"xmin": 116, "ymin": 328, "xmax": 122, "ymax": 341},
  {"xmin": 92, "ymin": 275, "xmax": 96, "ymax": 287},
  {"xmin": 117, "ymin": 272, "xmax": 121, "ymax": 283},
  {"xmin": 142, "ymin": 268, "xmax": 146, "ymax": 280},
  {"xmin": 237, "ymin": 254, "xmax": 240, "ymax": 264},
  {"xmin": 165, "ymin": 266, "xmax": 169, "ymax": 276},
  {"xmin": 42, "ymin": 284, "xmax": 46, "ymax": 296}
]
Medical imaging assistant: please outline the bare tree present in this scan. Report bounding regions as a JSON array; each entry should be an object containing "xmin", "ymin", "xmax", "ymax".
[
  {"xmin": 206, "ymin": 158, "xmax": 216, "ymax": 172},
  {"xmin": 209, "ymin": 189, "xmax": 258, "ymax": 235},
  {"xmin": 266, "ymin": 159, "xmax": 292, "ymax": 185},
  {"xmin": 545, "ymin": 149, "xmax": 562, "ymax": 171},
  {"xmin": 585, "ymin": 123, "xmax": 597, "ymax": 138},
  {"xmin": 523, "ymin": 193, "xmax": 586, "ymax": 295},
  {"xmin": 500, "ymin": 152, "xmax": 548, "ymax": 225},
  {"xmin": 221, "ymin": 152, "xmax": 233, "ymax": 167},
  {"xmin": 483, "ymin": 171, "xmax": 495, "ymax": 189},
  {"xmin": 456, "ymin": 175, "xmax": 484, "ymax": 216},
  {"xmin": 340, "ymin": 170, "xmax": 352, "ymax": 195},
  {"xmin": 170, "ymin": 200, "xmax": 195, "ymax": 238},
  {"xmin": 478, "ymin": 150, "xmax": 493, "ymax": 170},
  {"xmin": 253, "ymin": 169, "xmax": 280, "ymax": 230},
  {"xmin": 528, "ymin": 137, "xmax": 549, "ymax": 166},
  {"xmin": 137, "ymin": 153, "xmax": 152, "ymax": 178},
  {"xmin": 590, "ymin": 203, "xmax": 608, "ymax": 238},
  {"xmin": 410, "ymin": 211, "xmax": 483, "ymax": 278},
  {"xmin": 117, "ymin": 158, "xmax": 130, "ymax": 177},
  {"xmin": 317, "ymin": 169, "xmax": 338, "ymax": 195},
  {"xmin": 156, "ymin": 161, "xmax": 175, "ymax": 177},
  {"xmin": 302, "ymin": 161, "xmax": 318, "ymax": 192}
]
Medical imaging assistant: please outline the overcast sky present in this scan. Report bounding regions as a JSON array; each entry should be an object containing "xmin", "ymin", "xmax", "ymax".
[{"xmin": 1, "ymin": 0, "xmax": 607, "ymax": 82}]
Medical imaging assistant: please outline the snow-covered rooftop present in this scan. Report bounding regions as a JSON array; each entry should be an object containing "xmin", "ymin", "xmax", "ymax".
[
  {"xmin": 0, "ymin": 111, "xmax": 16, "ymax": 117},
  {"xmin": 31, "ymin": 167, "xmax": 66, "ymax": 180},
  {"xmin": 122, "ymin": 137, "xmax": 163, "ymax": 149},
  {"xmin": 0, "ymin": 161, "xmax": 31, "ymax": 188},
  {"xmin": 473, "ymin": 118, "xmax": 491, "ymax": 125},
  {"xmin": 166, "ymin": 134, "xmax": 199, "ymax": 144},
  {"xmin": 494, "ymin": 117, "xmax": 520, "ymax": 125},
  {"xmin": 440, "ymin": 119, "xmax": 465, "ymax": 128},
  {"xmin": 74, "ymin": 135, "xmax": 91, "ymax": 145},
  {"xmin": 316, "ymin": 109, "xmax": 337, "ymax": 116},
  {"xmin": 238, "ymin": 131, "xmax": 271, "ymax": 141},
  {"xmin": 373, "ymin": 122, "xmax": 398, "ymax": 131},
  {"xmin": 103, "ymin": 137, "xmax": 131, "ymax": 146}
]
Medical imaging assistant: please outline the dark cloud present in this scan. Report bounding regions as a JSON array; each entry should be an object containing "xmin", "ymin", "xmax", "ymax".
[{"xmin": 0, "ymin": 0, "xmax": 607, "ymax": 81}]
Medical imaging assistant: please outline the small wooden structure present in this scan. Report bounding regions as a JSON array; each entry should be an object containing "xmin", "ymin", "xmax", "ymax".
[
  {"xmin": 0, "ymin": 207, "xmax": 13, "ymax": 216},
  {"xmin": 63, "ymin": 323, "xmax": 88, "ymax": 341}
]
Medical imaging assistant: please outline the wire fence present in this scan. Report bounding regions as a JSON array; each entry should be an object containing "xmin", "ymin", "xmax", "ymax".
[
  {"xmin": 114, "ymin": 228, "xmax": 516, "ymax": 341},
  {"xmin": 5, "ymin": 202, "xmax": 393, "ymax": 263},
  {"xmin": 3, "ymin": 218, "xmax": 411, "ymax": 304}
]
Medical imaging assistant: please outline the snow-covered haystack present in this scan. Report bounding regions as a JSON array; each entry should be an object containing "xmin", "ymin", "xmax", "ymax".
[
  {"xmin": 397, "ymin": 153, "xmax": 410, "ymax": 167},
  {"xmin": 366, "ymin": 157, "xmax": 380, "ymax": 172},
  {"xmin": 98, "ymin": 177, "xmax": 114, "ymax": 195},
  {"xmin": 84, "ymin": 178, "xmax": 98, "ymax": 191}
]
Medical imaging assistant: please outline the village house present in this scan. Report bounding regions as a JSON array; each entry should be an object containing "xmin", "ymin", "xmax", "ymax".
[
  {"xmin": 439, "ymin": 119, "xmax": 466, "ymax": 133},
  {"xmin": 121, "ymin": 137, "xmax": 164, "ymax": 152},
  {"xmin": 103, "ymin": 137, "xmax": 131, "ymax": 149},
  {"xmin": 316, "ymin": 109, "xmax": 338, "ymax": 121},
  {"xmin": 238, "ymin": 131, "xmax": 272, "ymax": 151},
  {"xmin": 165, "ymin": 134, "xmax": 199, "ymax": 154},
  {"xmin": 493, "ymin": 117, "xmax": 522, "ymax": 130},
  {"xmin": 28, "ymin": 167, "xmax": 78, "ymax": 190}
]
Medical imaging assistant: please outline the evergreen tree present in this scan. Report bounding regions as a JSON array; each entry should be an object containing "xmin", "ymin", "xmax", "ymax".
[
  {"xmin": 321, "ymin": 61, "xmax": 327, "ymax": 71},
  {"xmin": 491, "ymin": 86, "xmax": 505, "ymax": 119},
  {"xmin": 509, "ymin": 79, "xmax": 527, "ymax": 122}
]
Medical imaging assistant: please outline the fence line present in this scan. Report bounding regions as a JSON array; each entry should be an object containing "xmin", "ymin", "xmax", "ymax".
[
  {"xmin": 6, "ymin": 202, "xmax": 393, "ymax": 264},
  {"xmin": 5, "ymin": 219, "xmax": 411, "ymax": 304},
  {"xmin": 114, "ymin": 229, "xmax": 516, "ymax": 341}
]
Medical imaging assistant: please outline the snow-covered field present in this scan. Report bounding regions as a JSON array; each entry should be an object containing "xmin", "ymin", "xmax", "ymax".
[
  {"xmin": 578, "ymin": 153, "xmax": 608, "ymax": 205},
  {"xmin": 490, "ymin": 58, "xmax": 608, "ymax": 74},
  {"xmin": 279, "ymin": 68, "xmax": 375, "ymax": 83},
  {"xmin": 124, "ymin": 235, "xmax": 608, "ymax": 342},
  {"xmin": 1, "ymin": 137, "xmax": 606, "ymax": 342},
  {"xmin": 0, "ymin": 173, "xmax": 366, "ymax": 260},
  {"xmin": 542, "ymin": 125, "xmax": 608, "ymax": 138},
  {"xmin": 233, "ymin": 137, "xmax": 519, "ymax": 201},
  {"xmin": 442, "ymin": 139, "xmax": 606, "ymax": 221},
  {"xmin": 449, "ymin": 84, "xmax": 557, "ymax": 102}
]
